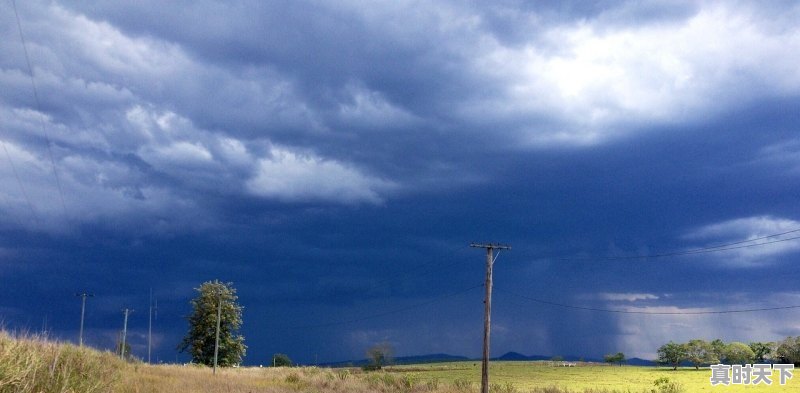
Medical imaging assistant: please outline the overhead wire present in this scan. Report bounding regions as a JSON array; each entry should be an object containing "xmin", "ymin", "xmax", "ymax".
[
  {"xmin": 11, "ymin": 0, "xmax": 68, "ymax": 215},
  {"xmin": 551, "ymin": 228, "xmax": 800, "ymax": 261},
  {"xmin": 1, "ymin": 141, "xmax": 37, "ymax": 221}
]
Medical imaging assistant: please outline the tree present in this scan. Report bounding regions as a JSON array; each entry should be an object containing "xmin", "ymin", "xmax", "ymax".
[
  {"xmin": 366, "ymin": 342, "xmax": 394, "ymax": 370},
  {"xmin": 604, "ymin": 352, "xmax": 625, "ymax": 366},
  {"xmin": 710, "ymin": 339, "xmax": 727, "ymax": 363},
  {"xmin": 272, "ymin": 353, "xmax": 292, "ymax": 367},
  {"xmin": 178, "ymin": 280, "xmax": 246, "ymax": 366},
  {"xmin": 725, "ymin": 342, "xmax": 755, "ymax": 365},
  {"xmin": 657, "ymin": 342, "xmax": 687, "ymax": 370},
  {"xmin": 749, "ymin": 342, "xmax": 774, "ymax": 363},
  {"xmin": 776, "ymin": 337, "xmax": 800, "ymax": 365},
  {"xmin": 685, "ymin": 339, "xmax": 718, "ymax": 369}
]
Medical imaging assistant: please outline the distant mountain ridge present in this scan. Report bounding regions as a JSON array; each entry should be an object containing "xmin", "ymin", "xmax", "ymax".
[
  {"xmin": 319, "ymin": 351, "xmax": 657, "ymax": 367},
  {"xmin": 319, "ymin": 353, "xmax": 469, "ymax": 367}
]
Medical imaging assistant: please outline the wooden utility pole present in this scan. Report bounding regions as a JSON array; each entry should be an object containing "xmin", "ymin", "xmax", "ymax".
[
  {"xmin": 148, "ymin": 289, "xmax": 157, "ymax": 364},
  {"xmin": 121, "ymin": 308, "xmax": 133, "ymax": 360},
  {"xmin": 470, "ymin": 243, "xmax": 510, "ymax": 393},
  {"xmin": 76, "ymin": 292, "xmax": 93, "ymax": 347},
  {"xmin": 213, "ymin": 290, "xmax": 222, "ymax": 375}
]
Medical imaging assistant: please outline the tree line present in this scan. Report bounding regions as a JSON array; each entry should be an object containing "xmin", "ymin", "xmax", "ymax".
[{"xmin": 657, "ymin": 338, "xmax": 800, "ymax": 370}]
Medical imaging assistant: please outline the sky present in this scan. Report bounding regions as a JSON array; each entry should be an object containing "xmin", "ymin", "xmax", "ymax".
[{"xmin": 1, "ymin": 0, "xmax": 800, "ymax": 365}]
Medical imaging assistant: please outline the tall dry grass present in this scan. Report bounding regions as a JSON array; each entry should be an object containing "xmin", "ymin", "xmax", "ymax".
[
  {"xmin": 0, "ymin": 330, "xmax": 123, "ymax": 393},
  {"xmin": 0, "ymin": 332, "xmax": 680, "ymax": 393}
]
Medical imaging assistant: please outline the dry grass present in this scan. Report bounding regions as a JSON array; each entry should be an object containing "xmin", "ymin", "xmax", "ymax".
[
  {"xmin": 0, "ymin": 330, "xmax": 123, "ymax": 393},
  {"xmin": 117, "ymin": 364, "xmax": 679, "ymax": 393},
  {"xmin": 1, "ymin": 332, "xmax": 687, "ymax": 393}
]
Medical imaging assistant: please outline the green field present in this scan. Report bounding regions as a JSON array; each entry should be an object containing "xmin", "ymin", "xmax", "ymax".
[{"xmin": 387, "ymin": 361, "xmax": 800, "ymax": 392}]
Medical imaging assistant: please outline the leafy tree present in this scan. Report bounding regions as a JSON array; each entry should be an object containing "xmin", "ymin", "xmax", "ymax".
[
  {"xmin": 725, "ymin": 342, "xmax": 755, "ymax": 364},
  {"xmin": 178, "ymin": 280, "xmax": 246, "ymax": 366},
  {"xmin": 272, "ymin": 353, "xmax": 292, "ymax": 367},
  {"xmin": 710, "ymin": 339, "xmax": 727, "ymax": 363},
  {"xmin": 749, "ymin": 342, "xmax": 774, "ymax": 363},
  {"xmin": 685, "ymin": 339, "xmax": 717, "ymax": 369},
  {"xmin": 776, "ymin": 337, "xmax": 800, "ymax": 365},
  {"xmin": 657, "ymin": 342, "xmax": 687, "ymax": 370},
  {"xmin": 604, "ymin": 352, "xmax": 625, "ymax": 366},
  {"xmin": 366, "ymin": 342, "xmax": 394, "ymax": 370}
]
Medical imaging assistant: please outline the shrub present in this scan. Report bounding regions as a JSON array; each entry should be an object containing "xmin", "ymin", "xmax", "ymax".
[
  {"xmin": 336, "ymin": 368, "xmax": 351, "ymax": 380},
  {"xmin": 285, "ymin": 372, "xmax": 301, "ymax": 384},
  {"xmin": 452, "ymin": 378, "xmax": 473, "ymax": 391},
  {"xmin": 490, "ymin": 381, "xmax": 518, "ymax": 393},
  {"xmin": 651, "ymin": 377, "xmax": 684, "ymax": 393}
]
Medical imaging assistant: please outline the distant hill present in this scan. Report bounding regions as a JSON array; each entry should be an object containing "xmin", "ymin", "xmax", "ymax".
[
  {"xmin": 626, "ymin": 357, "xmax": 657, "ymax": 366},
  {"xmin": 495, "ymin": 352, "xmax": 551, "ymax": 361},
  {"xmin": 321, "ymin": 352, "xmax": 658, "ymax": 367},
  {"xmin": 320, "ymin": 353, "xmax": 469, "ymax": 368}
]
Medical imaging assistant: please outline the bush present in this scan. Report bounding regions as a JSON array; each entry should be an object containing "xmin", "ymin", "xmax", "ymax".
[
  {"xmin": 335, "ymin": 368, "xmax": 351, "ymax": 380},
  {"xmin": 452, "ymin": 378, "xmax": 473, "ymax": 391},
  {"xmin": 272, "ymin": 353, "xmax": 292, "ymax": 367},
  {"xmin": 362, "ymin": 364, "xmax": 382, "ymax": 371},
  {"xmin": 651, "ymin": 377, "xmax": 684, "ymax": 393},
  {"xmin": 284, "ymin": 372, "xmax": 301, "ymax": 384},
  {"xmin": 490, "ymin": 381, "xmax": 519, "ymax": 393}
]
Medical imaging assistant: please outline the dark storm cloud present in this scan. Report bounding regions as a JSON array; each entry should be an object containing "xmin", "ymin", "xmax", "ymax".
[{"xmin": 2, "ymin": 0, "xmax": 800, "ymax": 363}]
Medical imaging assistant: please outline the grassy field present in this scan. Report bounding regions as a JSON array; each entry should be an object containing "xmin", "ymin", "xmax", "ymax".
[
  {"xmin": 387, "ymin": 361, "xmax": 800, "ymax": 392},
  {"xmin": 3, "ymin": 332, "xmax": 799, "ymax": 392}
]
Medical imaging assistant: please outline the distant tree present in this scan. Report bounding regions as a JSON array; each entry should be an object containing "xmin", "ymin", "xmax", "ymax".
[
  {"xmin": 604, "ymin": 352, "xmax": 625, "ymax": 366},
  {"xmin": 178, "ymin": 280, "xmax": 246, "ymax": 367},
  {"xmin": 725, "ymin": 342, "xmax": 755, "ymax": 365},
  {"xmin": 749, "ymin": 342, "xmax": 774, "ymax": 363},
  {"xmin": 272, "ymin": 353, "xmax": 292, "ymax": 367},
  {"xmin": 551, "ymin": 355, "xmax": 564, "ymax": 362},
  {"xmin": 685, "ymin": 339, "xmax": 717, "ymax": 369},
  {"xmin": 710, "ymin": 339, "xmax": 727, "ymax": 363},
  {"xmin": 657, "ymin": 342, "xmax": 687, "ymax": 370},
  {"xmin": 366, "ymin": 342, "xmax": 394, "ymax": 370},
  {"xmin": 776, "ymin": 337, "xmax": 800, "ymax": 365}
]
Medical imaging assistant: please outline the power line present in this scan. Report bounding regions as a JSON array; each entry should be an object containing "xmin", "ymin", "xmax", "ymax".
[
  {"xmin": 11, "ymin": 0, "xmax": 68, "ymax": 215},
  {"xmin": 286, "ymin": 283, "xmax": 483, "ymax": 329},
  {"xmin": 500, "ymin": 289, "xmax": 800, "ymax": 315},
  {"xmin": 554, "ymin": 229, "xmax": 800, "ymax": 261},
  {"xmin": 1, "ymin": 141, "xmax": 37, "ymax": 221}
]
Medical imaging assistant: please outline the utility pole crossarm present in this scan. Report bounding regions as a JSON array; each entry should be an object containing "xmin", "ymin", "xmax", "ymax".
[{"xmin": 469, "ymin": 243, "xmax": 511, "ymax": 250}]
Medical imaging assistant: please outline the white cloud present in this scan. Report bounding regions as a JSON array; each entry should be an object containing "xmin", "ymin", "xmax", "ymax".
[
  {"xmin": 470, "ymin": 3, "xmax": 800, "ymax": 147},
  {"xmin": 600, "ymin": 293, "xmax": 659, "ymax": 302},
  {"xmin": 246, "ymin": 147, "xmax": 393, "ymax": 204},
  {"xmin": 684, "ymin": 216, "xmax": 800, "ymax": 266},
  {"xmin": 337, "ymin": 83, "xmax": 420, "ymax": 129}
]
